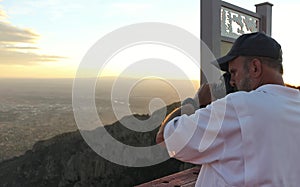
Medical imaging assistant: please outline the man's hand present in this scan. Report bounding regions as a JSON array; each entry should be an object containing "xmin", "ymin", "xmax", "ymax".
[
  {"xmin": 156, "ymin": 104, "xmax": 195, "ymax": 145},
  {"xmin": 193, "ymin": 83, "xmax": 214, "ymax": 107}
]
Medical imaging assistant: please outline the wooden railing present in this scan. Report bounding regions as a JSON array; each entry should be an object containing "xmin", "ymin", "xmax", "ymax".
[{"xmin": 135, "ymin": 166, "xmax": 201, "ymax": 187}]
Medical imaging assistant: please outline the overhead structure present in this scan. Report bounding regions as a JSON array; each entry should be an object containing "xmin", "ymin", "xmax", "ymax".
[{"xmin": 200, "ymin": 0, "xmax": 273, "ymax": 84}]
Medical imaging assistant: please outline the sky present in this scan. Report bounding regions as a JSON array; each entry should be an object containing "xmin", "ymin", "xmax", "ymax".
[{"xmin": 0, "ymin": 0, "xmax": 299, "ymax": 85}]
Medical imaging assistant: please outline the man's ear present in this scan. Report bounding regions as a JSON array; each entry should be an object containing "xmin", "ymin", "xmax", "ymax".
[{"xmin": 250, "ymin": 58, "xmax": 262, "ymax": 78}]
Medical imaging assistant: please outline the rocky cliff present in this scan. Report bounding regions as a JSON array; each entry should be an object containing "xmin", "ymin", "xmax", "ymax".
[{"xmin": 0, "ymin": 102, "xmax": 194, "ymax": 187}]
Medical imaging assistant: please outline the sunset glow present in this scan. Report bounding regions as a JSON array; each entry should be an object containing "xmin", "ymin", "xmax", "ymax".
[{"xmin": 0, "ymin": 0, "xmax": 299, "ymax": 85}]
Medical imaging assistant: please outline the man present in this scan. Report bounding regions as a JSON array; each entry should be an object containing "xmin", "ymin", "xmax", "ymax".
[{"xmin": 156, "ymin": 32, "xmax": 300, "ymax": 186}]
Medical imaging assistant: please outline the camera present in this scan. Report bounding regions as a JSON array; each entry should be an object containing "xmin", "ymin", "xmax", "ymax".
[{"xmin": 211, "ymin": 72, "xmax": 237, "ymax": 99}]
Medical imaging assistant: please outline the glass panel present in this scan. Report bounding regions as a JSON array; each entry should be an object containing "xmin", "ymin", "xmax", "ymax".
[
  {"xmin": 221, "ymin": 41, "xmax": 233, "ymax": 56},
  {"xmin": 221, "ymin": 6, "xmax": 259, "ymax": 39}
]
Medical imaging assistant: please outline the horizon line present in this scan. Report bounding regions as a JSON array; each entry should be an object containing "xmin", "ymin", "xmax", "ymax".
[{"xmin": 0, "ymin": 76, "xmax": 201, "ymax": 81}]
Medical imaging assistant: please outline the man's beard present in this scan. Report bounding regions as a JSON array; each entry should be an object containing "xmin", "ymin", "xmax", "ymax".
[{"xmin": 238, "ymin": 73, "xmax": 252, "ymax": 92}]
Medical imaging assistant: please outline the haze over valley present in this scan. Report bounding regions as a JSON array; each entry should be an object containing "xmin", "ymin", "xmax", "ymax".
[{"xmin": 0, "ymin": 77, "xmax": 199, "ymax": 161}]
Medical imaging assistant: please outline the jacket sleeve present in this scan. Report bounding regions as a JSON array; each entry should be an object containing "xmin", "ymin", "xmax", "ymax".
[{"xmin": 163, "ymin": 96, "xmax": 240, "ymax": 165}]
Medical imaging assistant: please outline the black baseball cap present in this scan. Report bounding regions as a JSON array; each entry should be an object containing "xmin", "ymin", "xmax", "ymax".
[{"xmin": 211, "ymin": 32, "xmax": 282, "ymax": 71}]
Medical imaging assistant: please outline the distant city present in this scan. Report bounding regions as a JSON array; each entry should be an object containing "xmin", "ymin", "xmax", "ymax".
[{"xmin": 0, "ymin": 77, "xmax": 199, "ymax": 161}]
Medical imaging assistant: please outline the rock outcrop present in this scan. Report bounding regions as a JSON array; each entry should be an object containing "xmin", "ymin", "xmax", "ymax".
[{"xmin": 0, "ymin": 102, "xmax": 194, "ymax": 187}]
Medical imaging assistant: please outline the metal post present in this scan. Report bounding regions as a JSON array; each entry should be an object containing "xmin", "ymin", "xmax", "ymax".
[
  {"xmin": 255, "ymin": 2, "xmax": 273, "ymax": 36},
  {"xmin": 200, "ymin": 0, "xmax": 222, "ymax": 84}
]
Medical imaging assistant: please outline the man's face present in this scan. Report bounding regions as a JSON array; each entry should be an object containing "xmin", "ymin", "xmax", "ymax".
[{"xmin": 228, "ymin": 56, "xmax": 252, "ymax": 91}]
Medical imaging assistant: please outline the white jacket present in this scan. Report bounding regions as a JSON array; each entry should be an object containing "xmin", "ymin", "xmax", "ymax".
[{"xmin": 164, "ymin": 84, "xmax": 300, "ymax": 186}]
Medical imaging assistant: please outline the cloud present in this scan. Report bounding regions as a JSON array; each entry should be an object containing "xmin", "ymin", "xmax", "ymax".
[
  {"xmin": 3, "ymin": 46, "xmax": 39, "ymax": 50},
  {"xmin": 0, "ymin": 49, "xmax": 64, "ymax": 65},
  {"xmin": 0, "ymin": 9, "xmax": 7, "ymax": 19},
  {"xmin": 0, "ymin": 22, "xmax": 39, "ymax": 43},
  {"xmin": 0, "ymin": 7, "xmax": 64, "ymax": 65}
]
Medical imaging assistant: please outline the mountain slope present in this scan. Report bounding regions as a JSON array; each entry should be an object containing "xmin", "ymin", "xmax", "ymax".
[{"xmin": 0, "ymin": 102, "xmax": 194, "ymax": 187}]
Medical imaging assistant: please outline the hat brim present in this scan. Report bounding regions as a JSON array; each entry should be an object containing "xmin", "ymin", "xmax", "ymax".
[{"xmin": 211, "ymin": 55, "xmax": 237, "ymax": 72}]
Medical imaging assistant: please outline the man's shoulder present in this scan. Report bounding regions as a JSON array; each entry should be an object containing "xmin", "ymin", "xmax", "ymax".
[
  {"xmin": 225, "ymin": 86, "xmax": 272, "ymax": 99},
  {"xmin": 223, "ymin": 89, "xmax": 264, "ymax": 107},
  {"xmin": 225, "ymin": 91, "xmax": 248, "ymax": 100}
]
